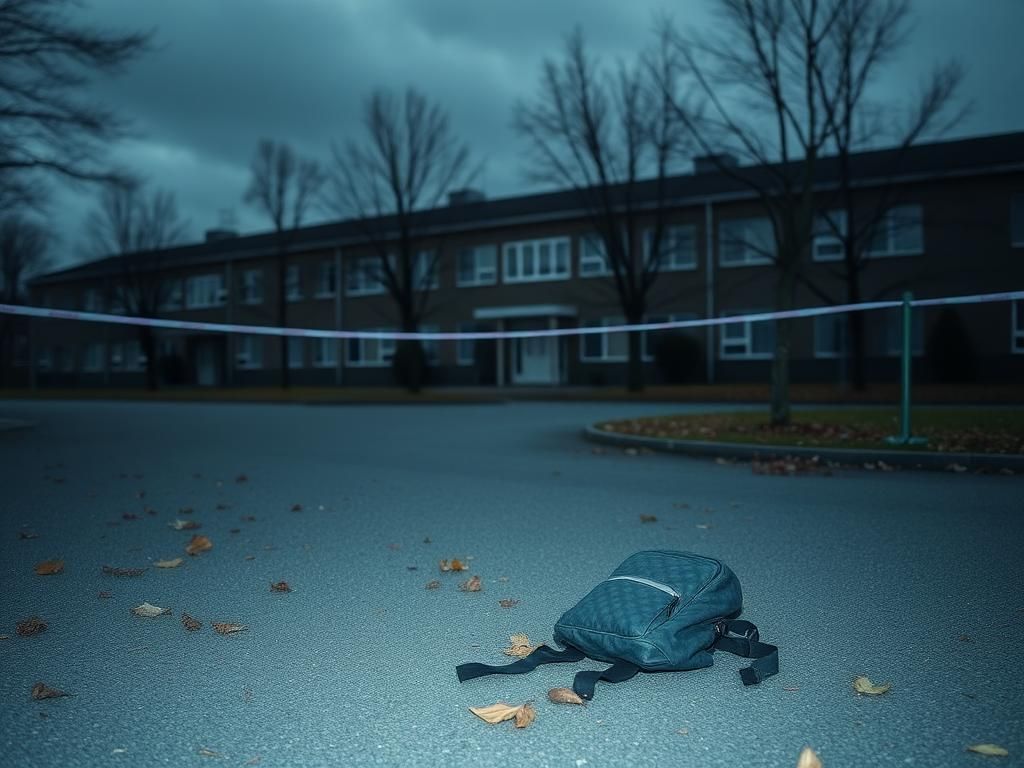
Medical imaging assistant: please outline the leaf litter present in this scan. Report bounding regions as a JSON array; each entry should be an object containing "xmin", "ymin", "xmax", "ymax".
[
  {"xmin": 102, "ymin": 565, "xmax": 147, "ymax": 577},
  {"xmin": 469, "ymin": 702, "xmax": 536, "ymax": 729},
  {"xmin": 34, "ymin": 559, "xmax": 64, "ymax": 575},
  {"xmin": 852, "ymin": 676, "xmax": 891, "ymax": 695},
  {"xmin": 213, "ymin": 622, "xmax": 247, "ymax": 635},
  {"xmin": 155, "ymin": 558, "xmax": 184, "ymax": 569},
  {"xmin": 185, "ymin": 535, "xmax": 213, "ymax": 556},
  {"xmin": 439, "ymin": 558, "xmax": 467, "ymax": 572},
  {"xmin": 503, "ymin": 634, "xmax": 538, "ymax": 657},
  {"xmin": 131, "ymin": 602, "xmax": 171, "ymax": 618},
  {"xmin": 169, "ymin": 519, "xmax": 201, "ymax": 530},
  {"xmin": 16, "ymin": 617, "xmax": 47, "ymax": 636},
  {"xmin": 796, "ymin": 747, "xmax": 822, "ymax": 768},
  {"xmin": 270, "ymin": 581, "xmax": 292, "ymax": 593},
  {"xmin": 459, "ymin": 575, "xmax": 482, "ymax": 592},
  {"xmin": 182, "ymin": 613, "xmax": 202, "ymax": 632},
  {"xmin": 548, "ymin": 687, "xmax": 585, "ymax": 705},
  {"xmin": 966, "ymin": 744, "xmax": 1009, "ymax": 757},
  {"xmin": 31, "ymin": 683, "xmax": 69, "ymax": 700}
]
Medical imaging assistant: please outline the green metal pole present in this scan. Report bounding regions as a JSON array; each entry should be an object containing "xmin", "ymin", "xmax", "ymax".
[{"xmin": 886, "ymin": 291, "xmax": 927, "ymax": 446}]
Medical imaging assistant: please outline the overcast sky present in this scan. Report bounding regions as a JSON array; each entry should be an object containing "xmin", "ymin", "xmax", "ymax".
[{"xmin": 50, "ymin": 0, "xmax": 1024, "ymax": 266}]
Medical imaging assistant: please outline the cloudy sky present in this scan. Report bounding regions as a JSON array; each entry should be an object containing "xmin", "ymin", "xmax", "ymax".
[{"xmin": 49, "ymin": 0, "xmax": 1024, "ymax": 266}]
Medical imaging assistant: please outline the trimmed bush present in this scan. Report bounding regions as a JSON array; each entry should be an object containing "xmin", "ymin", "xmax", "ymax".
[
  {"xmin": 654, "ymin": 332, "xmax": 703, "ymax": 384},
  {"xmin": 926, "ymin": 307, "xmax": 977, "ymax": 382}
]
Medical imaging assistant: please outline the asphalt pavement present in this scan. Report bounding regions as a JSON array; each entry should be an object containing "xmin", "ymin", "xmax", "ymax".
[{"xmin": 0, "ymin": 399, "xmax": 1021, "ymax": 768}]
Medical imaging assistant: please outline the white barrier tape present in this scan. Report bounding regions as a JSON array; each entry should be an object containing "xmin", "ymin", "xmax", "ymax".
[{"xmin": 2, "ymin": 290, "xmax": 1022, "ymax": 341}]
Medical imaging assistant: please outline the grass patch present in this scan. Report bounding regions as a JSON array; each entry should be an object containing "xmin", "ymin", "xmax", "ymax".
[{"xmin": 598, "ymin": 407, "xmax": 1024, "ymax": 455}]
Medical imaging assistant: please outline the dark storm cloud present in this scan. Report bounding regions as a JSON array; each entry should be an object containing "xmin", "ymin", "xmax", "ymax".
[{"xmin": 47, "ymin": 0, "xmax": 1024, "ymax": 265}]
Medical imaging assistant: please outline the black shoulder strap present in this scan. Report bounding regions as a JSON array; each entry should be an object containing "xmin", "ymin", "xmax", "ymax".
[
  {"xmin": 456, "ymin": 644, "xmax": 584, "ymax": 683},
  {"xmin": 571, "ymin": 659, "xmax": 640, "ymax": 700},
  {"xmin": 712, "ymin": 619, "xmax": 779, "ymax": 685}
]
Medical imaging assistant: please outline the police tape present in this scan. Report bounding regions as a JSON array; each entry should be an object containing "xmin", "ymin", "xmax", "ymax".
[{"xmin": 1, "ymin": 289, "xmax": 1022, "ymax": 341}]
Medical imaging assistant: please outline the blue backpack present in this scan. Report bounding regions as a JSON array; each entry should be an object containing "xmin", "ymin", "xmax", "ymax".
[{"xmin": 457, "ymin": 550, "xmax": 779, "ymax": 700}]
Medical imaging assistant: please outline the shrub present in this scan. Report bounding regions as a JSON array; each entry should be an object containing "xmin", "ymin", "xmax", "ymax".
[
  {"xmin": 654, "ymin": 332, "xmax": 703, "ymax": 384},
  {"xmin": 391, "ymin": 339, "xmax": 430, "ymax": 392},
  {"xmin": 925, "ymin": 307, "xmax": 977, "ymax": 382}
]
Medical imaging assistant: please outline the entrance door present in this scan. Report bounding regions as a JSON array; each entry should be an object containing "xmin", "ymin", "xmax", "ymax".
[
  {"xmin": 196, "ymin": 340, "xmax": 217, "ymax": 387},
  {"xmin": 512, "ymin": 335, "xmax": 554, "ymax": 384}
]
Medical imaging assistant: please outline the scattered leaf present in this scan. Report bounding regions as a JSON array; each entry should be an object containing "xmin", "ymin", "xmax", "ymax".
[
  {"xmin": 270, "ymin": 581, "xmax": 292, "ymax": 593},
  {"xmin": 19, "ymin": 530, "xmax": 40, "ymax": 540},
  {"xmin": 783, "ymin": 686, "xmax": 801, "ymax": 692},
  {"xmin": 215, "ymin": 502, "xmax": 230, "ymax": 510},
  {"xmin": 514, "ymin": 703, "xmax": 536, "ymax": 728},
  {"xmin": 31, "ymin": 683, "xmax": 69, "ymax": 700},
  {"xmin": 102, "ymin": 565, "xmax": 147, "ymax": 577},
  {"xmin": 213, "ymin": 622, "xmax": 247, "ymax": 635},
  {"xmin": 959, "ymin": 635, "xmax": 973, "ymax": 643},
  {"xmin": 422, "ymin": 537, "xmax": 431, "ymax": 544},
  {"xmin": 145, "ymin": 507, "xmax": 157, "ymax": 516},
  {"xmin": 0, "ymin": 635, "xmax": 9, "ymax": 640},
  {"xmin": 182, "ymin": 613, "xmax": 202, "ymax": 631},
  {"xmin": 548, "ymin": 687, "xmax": 585, "ymax": 705},
  {"xmin": 966, "ymin": 744, "xmax": 1009, "ymax": 757},
  {"xmin": 696, "ymin": 523, "xmax": 713, "ymax": 530},
  {"xmin": 469, "ymin": 702, "xmax": 528, "ymax": 725},
  {"xmin": 98, "ymin": 591, "xmax": 112, "ymax": 599},
  {"xmin": 244, "ymin": 555, "xmax": 256, "ymax": 561},
  {"xmin": 179, "ymin": 507, "xmax": 194, "ymax": 514},
  {"xmin": 34, "ymin": 559, "xmax": 64, "ymax": 576},
  {"xmin": 155, "ymin": 558, "xmax": 184, "ymax": 569},
  {"xmin": 624, "ymin": 447, "xmax": 638, "ymax": 456},
  {"xmin": 241, "ymin": 515, "xmax": 256, "ymax": 522},
  {"xmin": 639, "ymin": 515, "xmax": 657, "ymax": 524},
  {"xmin": 16, "ymin": 617, "xmax": 47, "ymax": 636},
  {"xmin": 169, "ymin": 519, "xmax": 201, "ymax": 530},
  {"xmin": 122, "ymin": 513, "xmax": 139, "ymax": 520},
  {"xmin": 796, "ymin": 746, "xmax": 823, "ymax": 768},
  {"xmin": 229, "ymin": 528, "xmax": 240, "ymax": 534},
  {"xmin": 198, "ymin": 747, "xmax": 222, "ymax": 758},
  {"xmin": 439, "ymin": 558, "xmax": 468, "ymax": 572},
  {"xmin": 291, "ymin": 503, "xmax": 302, "ymax": 512},
  {"xmin": 853, "ymin": 676, "xmax": 891, "ymax": 695},
  {"xmin": 425, "ymin": 580, "xmax": 441, "ymax": 590},
  {"xmin": 459, "ymin": 575, "xmax": 482, "ymax": 592},
  {"xmin": 676, "ymin": 727, "xmax": 689, "ymax": 736},
  {"xmin": 498, "ymin": 599, "xmax": 520, "ymax": 609},
  {"xmin": 185, "ymin": 535, "xmax": 213, "ymax": 556},
  {"xmin": 131, "ymin": 602, "xmax": 171, "ymax": 618},
  {"xmin": 946, "ymin": 463, "xmax": 968, "ymax": 473},
  {"xmin": 406, "ymin": 565, "xmax": 418, "ymax": 571},
  {"xmin": 503, "ymin": 634, "xmax": 538, "ymax": 657},
  {"xmin": 236, "ymin": 474, "xmax": 248, "ymax": 483}
]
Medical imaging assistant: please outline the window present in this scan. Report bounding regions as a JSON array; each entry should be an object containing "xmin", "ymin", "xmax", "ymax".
[
  {"xmin": 1013, "ymin": 300, "xmax": 1024, "ymax": 353},
  {"xmin": 580, "ymin": 318, "xmax": 628, "ymax": 362},
  {"xmin": 83, "ymin": 342, "xmax": 105, "ymax": 372},
  {"xmin": 235, "ymin": 336, "xmax": 263, "ymax": 369},
  {"xmin": 883, "ymin": 307, "xmax": 924, "ymax": 356},
  {"xmin": 1012, "ymin": 194, "xmax": 1024, "ymax": 247},
  {"xmin": 59, "ymin": 346, "xmax": 75, "ymax": 372},
  {"xmin": 160, "ymin": 280, "xmax": 183, "ymax": 311},
  {"xmin": 813, "ymin": 313, "xmax": 846, "ymax": 358},
  {"xmin": 345, "ymin": 330, "xmax": 395, "ymax": 367},
  {"xmin": 109, "ymin": 286, "xmax": 129, "ymax": 314},
  {"xmin": 83, "ymin": 288, "xmax": 103, "ymax": 312},
  {"xmin": 456, "ymin": 245, "xmax": 497, "ymax": 286},
  {"xmin": 865, "ymin": 205, "xmax": 923, "ymax": 257},
  {"xmin": 286, "ymin": 264, "xmax": 303, "ymax": 301},
  {"xmin": 719, "ymin": 217, "xmax": 774, "ymax": 266},
  {"xmin": 413, "ymin": 251, "xmax": 439, "ymax": 290},
  {"xmin": 346, "ymin": 257, "xmax": 386, "ymax": 296},
  {"xmin": 185, "ymin": 274, "xmax": 226, "ymax": 309},
  {"xmin": 111, "ymin": 341, "xmax": 144, "ymax": 371},
  {"xmin": 456, "ymin": 322, "xmax": 477, "ymax": 365},
  {"xmin": 644, "ymin": 226, "xmax": 697, "ymax": 271},
  {"xmin": 314, "ymin": 338, "xmax": 338, "ymax": 368},
  {"xmin": 813, "ymin": 211, "xmax": 847, "ymax": 262},
  {"xmin": 719, "ymin": 310, "xmax": 775, "ymax": 359},
  {"xmin": 287, "ymin": 337, "xmax": 304, "ymax": 369},
  {"xmin": 503, "ymin": 237, "xmax": 571, "ymax": 283},
  {"xmin": 579, "ymin": 234, "xmax": 611, "ymax": 277},
  {"xmin": 317, "ymin": 261, "xmax": 337, "ymax": 297},
  {"xmin": 38, "ymin": 347, "xmax": 53, "ymax": 370},
  {"xmin": 419, "ymin": 325, "xmax": 440, "ymax": 364},
  {"xmin": 643, "ymin": 313, "xmax": 700, "ymax": 360},
  {"xmin": 242, "ymin": 269, "xmax": 263, "ymax": 304}
]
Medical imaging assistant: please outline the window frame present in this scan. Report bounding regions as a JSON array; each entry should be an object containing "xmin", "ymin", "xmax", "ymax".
[
  {"xmin": 287, "ymin": 336, "xmax": 304, "ymax": 369},
  {"xmin": 503, "ymin": 237, "xmax": 571, "ymax": 283},
  {"xmin": 313, "ymin": 338, "xmax": 339, "ymax": 368},
  {"xmin": 456, "ymin": 245, "xmax": 498, "ymax": 287},
  {"xmin": 344, "ymin": 330, "xmax": 395, "ymax": 367},
  {"xmin": 83, "ymin": 342, "xmax": 105, "ymax": 372},
  {"xmin": 185, "ymin": 274, "xmax": 226, "ymax": 309},
  {"xmin": 812, "ymin": 210, "xmax": 847, "ymax": 263},
  {"xmin": 579, "ymin": 317, "xmax": 629, "ymax": 363},
  {"xmin": 1011, "ymin": 193, "xmax": 1024, "ymax": 248},
  {"xmin": 578, "ymin": 234, "xmax": 611, "ymax": 278},
  {"xmin": 242, "ymin": 268, "xmax": 264, "ymax": 305},
  {"xmin": 718, "ymin": 310, "xmax": 775, "ymax": 360},
  {"xmin": 813, "ymin": 312, "xmax": 847, "ymax": 358},
  {"xmin": 316, "ymin": 260, "xmax": 338, "ymax": 298},
  {"xmin": 346, "ymin": 256, "xmax": 387, "ymax": 296},
  {"xmin": 718, "ymin": 217, "xmax": 775, "ymax": 267},
  {"xmin": 286, "ymin": 264, "xmax": 303, "ymax": 302},
  {"xmin": 864, "ymin": 204, "xmax": 924, "ymax": 258},
  {"xmin": 160, "ymin": 280, "xmax": 184, "ymax": 311},
  {"xmin": 235, "ymin": 335, "xmax": 263, "ymax": 369},
  {"xmin": 643, "ymin": 225, "xmax": 698, "ymax": 272}
]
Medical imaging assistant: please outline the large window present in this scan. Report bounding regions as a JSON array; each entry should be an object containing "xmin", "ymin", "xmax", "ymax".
[
  {"xmin": 317, "ymin": 260, "xmax": 337, "ymax": 297},
  {"xmin": 579, "ymin": 234, "xmax": 611, "ymax": 277},
  {"xmin": 1013, "ymin": 300, "xmax": 1024, "ymax": 353},
  {"xmin": 1011, "ymin": 194, "xmax": 1024, "ymax": 247},
  {"xmin": 111, "ymin": 340, "xmax": 144, "ymax": 371},
  {"xmin": 160, "ymin": 280, "xmax": 183, "ymax": 311},
  {"xmin": 865, "ymin": 205, "xmax": 923, "ymax": 257},
  {"xmin": 812, "ymin": 211, "xmax": 847, "ymax": 262},
  {"xmin": 719, "ymin": 310, "xmax": 775, "ymax": 359},
  {"xmin": 456, "ymin": 322, "xmax": 477, "ymax": 365},
  {"xmin": 503, "ymin": 237, "xmax": 571, "ymax": 283},
  {"xmin": 644, "ymin": 226, "xmax": 697, "ymax": 271},
  {"xmin": 719, "ymin": 217, "xmax": 774, "ymax": 267},
  {"xmin": 83, "ymin": 288, "xmax": 103, "ymax": 312},
  {"xmin": 346, "ymin": 257, "xmax": 386, "ymax": 296},
  {"xmin": 814, "ymin": 313, "xmax": 847, "ymax": 358},
  {"xmin": 185, "ymin": 274, "xmax": 226, "ymax": 309},
  {"xmin": 83, "ymin": 342, "xmax": 105, "ymax": 372},
  {"xmin": 314, "ymin": 338, "xmax": 338, "ymax": 368},
  {"xmin": 235, "ymin": 336, "xmax": 263, "ymax": 369},
  {"xmin": 643, "ymin": 313, "xmax": 700, "ymax": 360},
  {"xmin": 580, "ymin": 318, "xmax": 628, "ymax": 362},
  {"xmin": 242, "ymin": 269, "xmax": 263, "ymax": 304},
  {"xmin": 412, "ymin": 251, "xmax": 439, "ymax": 291},
  {"xmin": 287, "ymin": 337, "xmax": 304, "ymax": 369},
  {"xmin": 346, "ymin": 330, "xmax": 395, "ymax": 367},
  {"xmin": 883, "ymin": 307, "xmax": 924, "ymax": 356},
  {"xmin": 286, "ymin": 264, "xmax": 303, "ymax": 301},
  {"xmin": 456, "ymin": 245, "xmax": 497, "ymax": 286}
]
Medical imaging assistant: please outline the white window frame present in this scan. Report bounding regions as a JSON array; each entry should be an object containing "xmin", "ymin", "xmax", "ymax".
[
  {"xmin": 456, "ymin": 245, "xmax": 498, "ymax": 287},
  {"xmin": 719, "ymin": 310, "xmax": 775, "ymax": 360},
  {"xmin": 1011, "ymin": 193, "xmax": 1024, "ymax": 248},
  {"xmin": 242, "ymin": 269, "xmax": 263, "ymax": 305},
  {"xmin": 579, "ymin": 234, "xmax": 611, "ymax": 277},
  {"xmin": 235, "ymin": 335, "xmax": 263, "ymax": 369},
  {"xmin": 579, "ymin": 317, "xmax": 629, "ymax": 363},
  {"xmin": 160, "ymin": 280, "xmax": 183, "ymax": 311},
  {"xmin": 812, "ymin": 210, "xmax": 847, "ymax": 262},
  {"xmin": 346, "ymin": 256, "xmax": 387, "ymax": 296},
  {"xmin": 286, "ymin": 264, "xmax": 303, "ymax": 302},
  {"xmin": 345, "ymin": 330, "xmax": 395, "ymax": 367},
  {"xmin": 185, "ymin": 274, "xmax": 226, "ymax": 309},
  {"xmin": 719, "ymin": 217, "xmax": 775, "ymax": 267},
  {"xmin": 642, "ymin": 313, "xmax": 700, "ymax": 361},
  {"xmin": 643, "ymin": 226, "xmax": 698, "ymax": 272},
  {"xmin": 1013, "ymin": 299, "xmax": 1024, "ymax": 354},
  {"xmin": 813, "ymin": 312, "xmax": 847, "ymax": 358},
  {"xmin": 883, "ymin": 307, "xmax": 924, "ymax": 357},
  {"xmin": 313, "ymin": 338, "xmax": 339, "ymax": 368},
  {"xmin": 865, "ymin": 204, "xmax": 923, "ymax": 258},
  {"xmin": 83, "ymin": 342, "xmax": 105, "ymax": 372},
  {"xmin": 503, "ymin": 237, "xmax": 571, "ymax": 283},
  {"xmin": 456, "ymin": 322, "xmax": 477, "ymax": 365},
  {"xmin": 287, "ymin": 336, "xmax": 304, "ymax": 369},
  {"xmin": 316, "ymin": 260, "xmax": 338, "ymax": 298}
]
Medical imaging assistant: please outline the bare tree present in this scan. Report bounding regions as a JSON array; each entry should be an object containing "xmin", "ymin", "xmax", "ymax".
[
  {"xmin": 0, "ymin": 0, "xmax": 151, "ymax": 206},
  {"xmin": 0, "ymin": 212, "xmax": 48, "ymax": 383},
  {"xmin": 244, "ymin": 139, "xmax": 324, "ymax": 389},
  {"xmin": 86, "ymin": 180, "xmax": 187, "ymax": 390},
  {"xmin": 327, "ymin": 86, "xmax": 475, "ymax": 392}
]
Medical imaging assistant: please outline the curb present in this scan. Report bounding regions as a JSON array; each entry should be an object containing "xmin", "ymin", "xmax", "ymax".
[{"xmin": 582, "ymin": 425, "xmax": 1024, "ymax": 473}]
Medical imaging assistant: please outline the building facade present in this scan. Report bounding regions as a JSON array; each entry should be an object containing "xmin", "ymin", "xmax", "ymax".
[{"xmin": 16, "ymin": 132, "xmax": 1024, "ymax": 389}]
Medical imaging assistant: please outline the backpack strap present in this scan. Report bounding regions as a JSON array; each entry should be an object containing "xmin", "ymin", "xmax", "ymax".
[
  {"xmin": 456, "ymin": 644, "xmax": 585, "ymax": 683},
  {"xmin": 713, "ymin": 619, "xmax": 779, "ymax": 685},
  {"xmin": 572, "ymin": 660, "xmax": 640, "ymax": 700}
]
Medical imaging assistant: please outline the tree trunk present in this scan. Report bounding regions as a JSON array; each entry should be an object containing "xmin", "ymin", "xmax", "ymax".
[
  {"xmin": 625, "ymin": 307, "xmax": 645, "ymax": 392},
  {"xmin": 394, "ymin": 306, "xmax": 425, "ymax": 394},
  {"xmin": 770, "ymin": 265, "xmax": 798, "ymax": 426},
  {"xmin": 141, "ymin": 325, "xmax": 158, "ymax": 391},
  {"xmin": 846, "ymin": 275, "xmax": 867, "ymax": 391},
  {"xmin": 278, "ymin": 253, "xmax": 289, "ymax": 389}
]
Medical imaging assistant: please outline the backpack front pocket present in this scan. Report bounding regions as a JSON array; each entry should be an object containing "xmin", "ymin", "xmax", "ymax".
[{"xmin": 563, "ymin": 575, "xmax": 680, "ymax": 638}]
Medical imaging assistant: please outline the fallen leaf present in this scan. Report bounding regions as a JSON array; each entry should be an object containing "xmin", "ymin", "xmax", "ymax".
[
  {"xmin": 34, "ymin": 559, "xmax": 64, "ymax": 575},
  {"xmin": 241, "ymin": 515, "xmax": 256, "ymax": 522},
  {"xmin": 179, "ymin": 507, "xmax": 194, "ymax": 514},
  {"xmin": 425, "ymin": 580, "xmax": 441, "ymax": 590},
  {"xmin": 185, "ymin": 535, "xmax": 213, "ymax": 556},
  {"xmin": 236, "ymin": 474, "xmax": 248, "ymax": 483},
  {"xmin": 198, "ymin": 747, "xmax": 222, "ymax": 758},
  {"xmin": 229, "ymin": 528, "xmax": 240, "ymax": 534},
  {"xmin": 155, "ymin": 558, "xmax": 184, "ymax": 569},
  {"xmin": 31, "ymin": 683, "xmax": 69, "ymax": 700},
  {"xmin": 19, "ymin": 530, "xmax": 40, "ymax": 539},
  {"xmin": 270, "ymin": 581, "xmax": 292, "ymax": 593},
  {"xmin": 946, "ymin": 463, "xmax": 968, "ymax": 473},
  {"xmin": 98, "ymin": 591, "xmax": 112, "ymax": 599},
  {"xmin": 548, "ymin": 687, "xmax": 585, "ymax": 705},
  {"xmin": 244, "ymin": 555, "xmax": 256, "ymax": 561},
  {"xmin": 639, "ymin": 515, "xmax": 657, "ymax": 523},
  {"xmin": 696, "ymin": 523, "xmax": 712, "ymax": 530},
  {"xmin": 783, "ymin": 686, "xmax": 801, "ymax": 692},
  {"xmin": 213, "ymin": 622, "xmax": 247, "ymax": 635},
  {"xmin": 624, "ymin": 447, "xmax": 638, "ymax": 456},
  {"xmin": 0, "ymin": 635, "xmax": 8, "ymax": 640},
  {"xmin": 291, "ymin": 503, "xmax": 302, "ymax": 512},
  {"xmin": 503, "ymin": 633, "xmax": 538, "ymax": 657},
  {"xmin": 852, "ymin": 676, "xmax": 891, "ymax": 695},
  {"xmin": 966, "ymin": 744, "xmax": 1009, "ymax": 757},
  {"xmin": 145, "ymin": 507, "xmax": 157, "ymax": 515},
  {"xmin": 469, "ymin": 702, "xmax": 528, "ymax": 725},
  {"xmin": 498, "ymin": 599, "xmax": 520, "ymax": 609},
  {"xmin": 169, "ymin": 519, "xmax": 201, "ymax": 530},
  {"xmin": 422, "ymin": 537, "xmax": 431, "ymax": 544},
  {"xmin": 131, "ymin": 602, "xmax": 171, "ymax": 618},
  {"xmin": 16, "ymin": 617, "xmax": 47, "ymax": 636},
  {"xmin": 459, "ymin": 575, "xmax": 482, "ymax": 592},
  {"xmin": 796, "ymin": 746, "xmax": 822, "ymax": 768},
  {"xmin": 514, "ymin": 703, "xmax": 536, "ymax": 728},
  {"xmin": 102, "ymin": 565, "xmax": 147, "ymax": 577},
  {"xmin": 440, "ymin": 558, "xmax": 468, "ymax": 572},
  {"xmin": 182, "ymin": 613, "xmax": 202, "ymax": 631},
  {"xmin": 215, "ymin": 502, "xmax": 230, "ymax": 510},
  {"xmin": 122, "ymin": 513, "xmax": 139, "ymax": 520}
]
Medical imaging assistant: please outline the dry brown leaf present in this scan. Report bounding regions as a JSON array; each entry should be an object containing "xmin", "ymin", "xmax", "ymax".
[
  {"xmin": 131, "ymin": 602, "xmax": 171, "ymax": 618},
  {"xmin": 213, "ymin": 622, "xmax": 247, "ymax": 635},
  {"xmin": 270, "ymin": 581, "xmax": 292, "ymax": 593},
  {"xmin": 498, "ymin": 599, "xmax": 520, "ymax": 609},
  {"xmin": 169, "ymin": 519, "xmax": 200, "ymax": 530},
  {"xmin": 439, "ymin": 558, "xmax": 468, "ymax": 572},
  {"xmin": 514, "ymin": 703, "xmax": 536, "ymax": 728},
  {"xmin": 34, "ymin": 559, "xmax": 64, "ymax": 576},
  {"xmin": 459, "ymin": 575, "xmax": 482, "ymax": 592},
  {"xmin": 639, "ymin": 515, "xmax": 657, "ymax": 523},
  {"xmin": 236, "ymin": 474, "xmax": 248, "ymax": 483},
  {"xmin": 966, "ymin": 744, "xmax": 1009, "ymax": 757},
  {"xmin": 185, "ymin": 534, "xmax": 213, "ymax": 556},
  {"xmin": 503, "ymin": 633, "xmax": 538, "ymax": 657},
  {"xmin": 548, "ymin": 687, "xmax": 585, "ymax": 705},
  {"xmin": 852, "ymin": 676, "xmax": 891, "ymax": 695},
  {"xmin": 425, "ymin": 580, "xmax": 441, "ymax": 590},
  {"xmin": 19, "ymin": 530, "xmax": 40, "ymax": 540},
  {"xmin": 16, "ymin": 617, "xmax": 47, "ymax": 636},
  {"xmin": 182, "ymin": 613, "xmax": 202, "ymax": 631},
  {"xmin": 796, "ymin": 746, "xmax": 822, "ymax": 768},
  {"xmin": 291, "ymin": 503, "xmax": 302, "ymax": 512},
  {"xmin": 198, "ymin": 747, "xmax": 222, "ymax": 758},
  {"xmin": 215, "ymin": 502, "xmax": 230, "ymax": 510},
  {"xmin": 469, "ymin": 702, "xmax": 524, "ymax": 725},
  {"xmin": 155, "ymin": 558, "xmax": 184, "ymax": 569},
  {"xmin": 31, "ymin": 682, "xmax": 69, "ymax": 700},
  {"xmin": 102, "ymin": 565, "xmax": 147, "ymax": 577}
]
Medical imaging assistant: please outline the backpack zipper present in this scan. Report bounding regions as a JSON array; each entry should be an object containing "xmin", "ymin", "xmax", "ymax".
[{"xmin": 606, "ymin": 575, "xmax": 681, "ymax": 616}]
